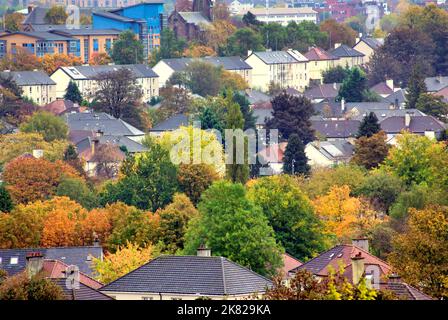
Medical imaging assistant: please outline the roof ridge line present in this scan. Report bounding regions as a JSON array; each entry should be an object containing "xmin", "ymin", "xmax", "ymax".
[{"xmin": 220, "ymin": 257, "xmax": 227, "ymax": 296}]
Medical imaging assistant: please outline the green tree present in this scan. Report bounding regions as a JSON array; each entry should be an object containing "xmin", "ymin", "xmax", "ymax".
[
  {"xmin": 199, "ymin": 107, "xmax": 223, "ymax": 133},
  {"xmin": 267, "ymin": 91, "xmax": 315, "ymax": 143},
  {"xmin": 231, "ymin": 91, "xmax": 256, "ymax": 130},
  {"xmin": 261, "ymin": 23, "xmax": 287, "ymax": 51},
  {"xmin": 183, "ymin": 181, "xmax": 283, "ymax": 276},
  {"xmin": 247, "ymin": 175, "xmax": 327, "ymax": 260},
  {"xmin": 150, "ymin": 29, "xmax": 186, "ymax": 65},
  {"xmin": 100, "ymin": 142, "xmax": 178, "ymax": 211},
  {"xmin": 4, "ymin": 13, "xmax": 23, "ymax": 31},
  {"xmin": 323, "ymin": 66, "xmax": 350, "ymax": 84},
  {"xmin": 63, "ymin": 144, "xmax": 84, "ymax": 175},
  {"xmin": 56, "ymin": 177, "xmax": 97, "ymax": 210},
  {"xmin": 110, "ymin": 30, "xmax": 144, "ymax": 65},
  {"xmin": 64, "ymin": 81, "xmax": 83, "ymax": 104},
  {"xmin": 405, "ymin": 63, "xmax": 427, "ymax": 109},
  {"xmin": 226, "ymin": 28, "xmax": 264, "ymax": 57},
  {"xmin": 0, "ymin": 183, "xmax": 13, "ymax": 213},
  {"xmin": 20, "ymin": 111, "xmax": 68, "ymax": 142},
  {"xmin": 357, "ymin": 112, "xmax": 380, "ymax": 138},
  {"xmin": 415, "ymin": 93, "xmax": 448, "ymax": 118},
  {"xmin": 338, "ymin": 67, "xmax": 369, "ymax": 102},
  {"xmin": 282, "ymin": 133, "xmax": 310, "ymax": 175},
  {"xmin": 44, "ymin": 6, "xmax": 68, "ymax": 25},
  {"xmin": 183, "ymin": 61, "xmax": 222, "ymax": 97}
]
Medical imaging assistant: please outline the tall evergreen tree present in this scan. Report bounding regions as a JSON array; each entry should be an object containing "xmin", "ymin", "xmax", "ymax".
[
  {"xmin": 199, "ymin": 107, "xmax": 223, "ymax": 133},
  {"xmin": 0, "ymin": 183, "xmax": 13, "ymax": 213},
  {"xmin": 267, "ymin": 91, "xmax": 315, "ymax": 143},
  {"xmin": 406, "ymin": 63, "xmax": 427, "ymax": 109},
  {"xmin": 282, "ymin": 134, "xmax": 310, "ymax": 175},
  {"xmin": 338, "ymin": 67, "xmax": 368, "ymax": 102},
  {"xmin": 111, "ymin": 30, "xmax": 144, "ymax": 65},
  {"xmin": 232, "ymin": 91, "xmax": 256, "ymax": 130},
  {"xmin": 64, "ymin": 81, "xmax": 83, "ymax": 104},
  {"xmin": 357, "ymin": 112, "xmax": 381, "ymax": 138}
]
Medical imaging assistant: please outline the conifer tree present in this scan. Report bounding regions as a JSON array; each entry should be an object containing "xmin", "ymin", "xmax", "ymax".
[
  {"xmin": 64, "ymin": 81, "xmax": 83, "ymax": 104},
  {"xmin": 282, "ymin": 134, "xmax": 310, "ymax": 175},
  {"xmin": 357, "ymin": 112, "xmax": 381, "ymax": 138},
  {"xmin": 406, "ymin": 64, "xmax": 427, "ymax": 109}
]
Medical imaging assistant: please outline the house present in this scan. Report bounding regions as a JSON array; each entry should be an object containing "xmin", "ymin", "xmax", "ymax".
[
  {"xmin": 252, "ymin": 103, "xmax": 273, "ymax": 129},
  {"xmin": 51, "ymin": 64, "xmax": 159, "ymax": 102},
  {"xmin": 153, "ymin": 56, "xmax": 252, "ymax": 88},
  {"xmin": 370, "ymin": 80, "xmax": 396, "ymax": 98},
  {"xmin": 381, "ymin": 88, "xmax": 407, "ymax": 108},
  {"xmin": 313, "ymin": 100, "xmax": 345, "ymax": 119},
  {"xmin": 344, "ymin": 101, "xmax": 395, "ymax": 119},
  {"xmin": 169, "ymin": 0, "xmax": 214, "ymax": 41},
  {"xmin": 42, "ymin": 99, "xmax": 86, "ymax": 115},
  {"xmin": 247, "ymin": 7, "xmax": 318, "ymax": 26},
  {"xmin": 149, "ymin": 113, "xmax": 190, "ymax": 136},
  {"xmin": 245, "ymin": 50, "xmax": 309, "ymax": 92},
  {"xmin": 0, "ymin": 246, "xmax": 103, "ymax": 277},
  {"xmin": 92, "ymin": 1, "xmax": 165, "ymax": 57},
  {"xmin": 100, "ymin": 249, "xmax": 272, "ymax": 300},
  {"xmin": 434, "ymin": 86, "xmax": 448, "ymax": 103},
  {"xmin": 21, "ymin": 5, "xmax": 93, "ymax": 30},
  {"xmin": 257, "ymin": 142, "xmax": 287, "ymax": 175},
  {"xmin": 350, "ymin": 108, "xmax": 426, "ymax": 122},
  {"xmin": 244, "ymin": 89, "xmax": 272, "ymax": 105},
  {"xmin": 304, "ymin": 47, "xmax": 338, "ymax": 84},
  {"xmin": 280, "ymin": 253, "xmax": 302, "ymax": 279},
  {"xmin": 330, "ymin": 44, "xmax": 364, "ymax": 68},
  {"xmin": 304, "ymin": 82, "xmax": 341, "ymax": 103},
  {"xmin": 291, "ymin": 239, "xmax": 433, "ymax": 300},
  {"xmin": 311, "ymin": 119, "xmax": 361, "ymax": 140},
  {"xmin": 353, "ymin": 37, "xmax": 383, "ymax": 64},
  {"xmin": 0, "ymin": 70, "xmax": 56, "ymax": 105},
  {"xmin": 305, "ymin": 140, "xmax": 354, "ymax": 167},
  {"xmin": 424, "ymin": 76, "xmax": 448, "ymax": 92}
]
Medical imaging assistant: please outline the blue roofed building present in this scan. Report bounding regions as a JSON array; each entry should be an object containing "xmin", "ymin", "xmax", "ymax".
[{"xmin": 92, "ymin": 1, "xmax": 165, "ymax": 57}]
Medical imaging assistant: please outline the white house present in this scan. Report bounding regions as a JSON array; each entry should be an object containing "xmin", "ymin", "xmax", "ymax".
[{"xmin": 247, "ymin": 7, "xmax": 318, "ymax": 26}]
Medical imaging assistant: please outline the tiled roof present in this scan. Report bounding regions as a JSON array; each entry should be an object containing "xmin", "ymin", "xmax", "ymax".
[
  {"xmin": 350, "ymin": 108, "xmax": 425, "ymax": 121},
  {"xmin": 424, "ymin": 76, "xmax": 448, "ymax": 92},
  {"xmin": 311, "ymin": 119, "xmax": 360, "ymax": 138},
  {"xmin": 245, "ymin": 89, "xmax": 271, "ymax": 104},
  {"xmin": 0, "ymin": 246, "xmax": 103, "ymax": 277},
  {"xmin": 281, "ymin": 253, "xmax": 302, "ymax": 276},
  {"xmin": 160, "ymin": 56, "xmax": 252, "ymax": 72},
  {"xmin": 304, "ymin": 83, "xmax": 341, "ymax": 100},
  {"xmin": 370, "ymin": 82, "xmax": 394, "ymax": 95},
  {"xmin": 381, "ymin": 89, "xmax": 407, "ymax": 105},
  {"xmin": 379, "ymin": 115, "xmax": 446, "ymax": 134},
  {"xmin": 357, "ymin": 37, "xmax": 383, "ymax": 50},
  {"xmin": 74, "ymin": 135, "xmax": 147, "ymax": 155},
  {"xmin": 383, "ymin": 282, "xmax": 433, "ymax": 300},
  {"xmin": 313, "ymin": 100, "xmax": 344, "ymax": 118},
  {"xmin": 59, "ymin": 64, "xmax": 158, "ymax": 79},
  {"xmin": 258, "ymin": 142, "xmax": 287, "ymax": 163},
  {"xmin": 253, "ymin": 107, "xmax": 273, "ymax": 126},
  {"xmin": 150, "ymin": 113, "xmax": 189, "ymax": 132},
  {"xmin": 330, "ymin": 44, "xmax": 364, "ymax": 58},
  {"xmin": 178, "ymin": 12, "xmax": 211, "ymax": 26},
  {"xmin": 66, "ymin": 112, "xmax": 145, "ymax": 137},
  {"xmin": 304, "ymin": 47, "xmax": 337, "ymax": 61},
  {"xmin": 0, "ymin": 71, "xmax": 55, "ymax": 86},
  {"xmin": 435, "ymin": 86, "xmax": 448, "ymax": 102},
  {"xmin": 251, "ymin": 50, "xmax": 306, "ymax": 64},
  {"xmin": 52, "ymin": 278, "xmax": 113, "ymax": 300},
  {"xmin": 100, "ymin": 255, "xmax": 272, "ymax": 296}
]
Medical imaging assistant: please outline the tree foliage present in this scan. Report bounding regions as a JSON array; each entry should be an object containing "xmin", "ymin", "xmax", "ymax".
[
  {"xmin": 39, "ymin": 53, "xmax": 82, "ymax": 74},
  {"xmin": 357, "ymin": 112, "xmax": 381, "ymax": 138},
  {"xmin": 177, "ymin": 164, "xmax": 219, "ymax": 204},
  {"xmin": 0, "ymin": 272, "xmax": 63, "ymax": 300},
  {"xmin": 352, "ymin": 131, "xmax": 389, "ymax": 169},
  {"xmin": 282, "ymin": 133, "xmax": 310, "ymax": 175},
  {"xmin": 111, "ymin": 30, "xmax": 144, "ymax": 65},
  {"xmin": 20, "ymin": 111, "xmax": 68, "ymax": 142},
  {"xmin": 64, "ymin": 81, "xmax": 83, "ymax": 104},
  {"xmin": 44, "ymin": 6, "xmax": 68, "ymax": 25}
]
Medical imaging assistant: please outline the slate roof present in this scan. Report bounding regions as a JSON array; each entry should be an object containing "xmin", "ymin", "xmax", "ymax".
[
  {"xmin": 160, "ymin": 56, "xmax": 252, "ymax": 72},
  {"xmin": 52, "ymin": 28, "xmax": 121, "ymax": 36},
  {"xmin": 0, "ymin": 246, "xmax": 103, "ymax": 277},
  {"xmin": 311, "ymin": 119, "xmax": 360, "ymax": 138},
  {"xmin": 251, "ymin": 50, "xmax": 306, "ymax": 64},
  {"xmin": 245, "ymin": 89, "xmax": 271, "ymax": 104},
  {"xmin": 58, "ymin": 64, "xmax": 158, "ymax": 79},
  {"xmin": 304, "ymin": 47, "xmax": 337, "ymax": 61},
  {"xmin": 178, "ymin": 12, "xmax": 211, "ymax": 26},
  {"xmin": 357, "ymin": 37, "xmax": 383, "ymax": 50},
  {"xmin": 65, "ymin": 112, "xmax": 145, "ymax": 137},
  {"xmin": 384, "ymin": 282, "xmax": 433, "ymax": 300},
  {"xmin": 313, "ymin": 100, "xmax": 344, "ymax": 118},
  {"xmin": 24, "ymin": 7, "xmax": 92, "ymax": 25},
  {"xmin": 330, "ymin": 44, "xmax": 364, "ymax": 58},
  {"xmin": 253, "ymin": 107, "xmax": 273, "ymax": 126},
  {"xmin": 53, "ymin": 278, "xmax": 113, "ymax": 300},
  {"xmin": 345, "ymin": 102, "xmax": 392, "ymax": 116},
  {"xmin": 379, "ymin": 115, "xmax": 446, "ymax": 134},
  {"xmin": 304, "ymin": 83, "xmax": 341, "ymax": 100},
  {"xmin": 100, "ymin": 255, "xmax": 272, "ymax": 296},
  {"xmin": 370, "ymin": 82, "xmax": 394, "ymax": 96},
  {"xmin": 351, "ymin": 108, "xmax": 425, "ymax": 121},
  {"xmin": 424, "ymin": 76, "xmax": 448, "ymax": 92},
  {"xmin": 435, "ymin": 86, "xmax": 448, "ymax": 103},
  {"xmin": 307, "ymin": 140, "xmax": 354, "ymax": 160},
  {"xmin": 0, "ymin": 31, "xmax": 74, "ymax": 41},
  {"xmin": 381, "ymin": 89, "xmax": 407, "ymax": 106},
  {"xmin": 0, "ymin": 71, "xmax": 55, "ymax": 86},
  {"xmin": 74, "ymin": 135, "xmax": 147, "ymax": 154},
  {"xmin": 150, "ymin": 113, "xmax": 190, "ymax": 132}
]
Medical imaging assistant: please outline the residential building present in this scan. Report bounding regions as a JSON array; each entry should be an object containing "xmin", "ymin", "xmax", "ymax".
[
  {"xmin": 304, "ymin": 82, "xmax": 341, "ymax": 103},
  {"xmin": 370, "ymin": 80, "xmax": 396, "ymax": 98},
  {"xmin": 247, "ymin": 7, "xmax": 318, "ymax": 26},
  {"xmin": 149, "ymin": 113, "xmax": 190, "ymax": 136},
  {"xmin": 92, "ymin": 1, "xmax": 165, "ymax": 57},
  {"xmin": 252, "ymin": 102, "xmax": 273, "ymax": 130},
  {"xmin": 311, "ymin": 119, "xmax": 360, "ymax": 141},
  {"xmin": 0, "ymin": 70, "xmax": 56, "ymax": 105},
  {"xmin": 424, "ymin": 76, "xmax": 448, "ymax": 92},
  {"xmin": 257, "ymin": 142, "xmax": 287, "ymax": 175},
  {"xmin": 290, "ymin": 239, "xmax": 433, "ymax": 300},
  {"xmin": 42, "ymin": 99, "xmax": 87, "ymax": 115},
  {"xmin": 381, "ymin": 89, "xmax": 407, "ymax": 108},
  {"xmin": 353, "ymin": 37, "xmax": 383, "ymax": 64},
  {"xmin": 51, "ymin": 64, "xmax": 159, "ymax": 102},
  {"xmin": 245, "ymin": 49, "xmax": 309, "ymax": 92},
  {"xmin": 305, "ymin": 140, "xmax": 354, "ymax": 167},
  {"xmin": 0, "ymin": 246, "xmax": 103, "ymax": 277},
  {"xmin": 330, "ymin": 44, "xmax": 364, "ymax": 68},
  {"xmin": 280, "ymin": 253, "xmax": 302, "ymax": 279},
  {"xmin": 153, "ymin": 56, "xmax": 252, "ymax": 88},
  {"xmin": 304, "ymin": 47, "xmax": 338, "ymax": 84},
  {"xmin": 100, "ymin": 250, "xmax": 272, "ymax": 300}
]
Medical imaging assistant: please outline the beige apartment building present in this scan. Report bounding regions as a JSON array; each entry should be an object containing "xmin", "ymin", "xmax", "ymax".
[
  {"xmin": 50, "ymin": 64, "xmax": 159, "ymax": 102},
  {"xmin": 304, "ymin": 47, "xmax": 339, "ymax": 84},
  {"xmin": 245, "ymin": 49, "xmax": 309, "ymax": 92}
]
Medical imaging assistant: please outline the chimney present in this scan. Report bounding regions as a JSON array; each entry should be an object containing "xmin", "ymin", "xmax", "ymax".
[
  {"xmin": 405, "ymin": 112, "xmax": 411, "ymax": 127},
  {"xmin": 27, "ymin": 5, "xmax": 34, "ymax": 14},
  {"xmin": 334, "ymin": 43, "xmax": 341, "ymax": 49},
  {"xmin": 352, "ymin": 238, "xmax": 369, "ymax": 252},
  {"xmin": 91, "ymin": 130, "xmax": 102, "ymax": 156},
  {"xmin": 63, "ymin": 265, "xmax": 80, "ymax": 293},
  {"xmin": 351, "ymin": 252, "xmax": 365, "ymax": 285},
  {"xmin": 26, "ymin": 252, "xmax": 44, "ymax": 279},
  {"xmin": 197, "ymin": 244, "xmax": 211, "ymax": 257},
  {"xmin": 341, "ymin": 98, "xmax": 346, "ymax": 113},
  {"xmin": 386, "ymin": 79, "xmax": 394, "ymax": 91},
  {"xmin": 394, "ymin": 98, "xmax": 399, "ymax": 109},
  {"xmin": 333, "ymin": 82, "xmax": 337, "ymax": 90},
  {"xmin": 32, "ymin": 149, "xmax": 44, "ymax": 159},
  {"xmin": 93, "ymin": 232, "xmax": 100, "ymax": 247},
  {"xmin": 388, "ymin": 273, "xmax": 402, "ymax": 284},
  {"xmin": 247, "ymin": 50, "xmax": 253, "ymax": 57}
]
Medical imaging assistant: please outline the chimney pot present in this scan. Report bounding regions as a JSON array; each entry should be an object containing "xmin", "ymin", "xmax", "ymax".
[{"xmin": 197, "ymin": 244, "xmax": 211, "ymax": 257}]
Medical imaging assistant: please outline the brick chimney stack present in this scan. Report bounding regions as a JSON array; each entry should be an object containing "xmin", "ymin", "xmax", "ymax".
[{"xmin": 26, "ymin": 252, "xmax": 44, "ymax": 279}]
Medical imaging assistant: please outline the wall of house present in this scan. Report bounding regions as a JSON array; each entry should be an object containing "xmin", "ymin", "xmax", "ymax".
[
  {"xmin": 353, "ymin": 41, "xmax": 374, "ymax": 64},
  {"xmin": 254, "ymin": 13, "xmax": 317, "ymax": 26},
  {"xmin": 305, "ymin": 143, "xmax": 335, "ymax": 167},
  {"xmin": 51, "ymin": 68, "xmax": 72, "ymax": 99},
  {"xmin": 21, "ymin": 84, "xmax": 57, "ymax": 106},
  {"xmin": 245, "ymin": 54, "xmax": 270, "ymax": 91},
  {"xmin": 336, "ymin": 56, "xmax": 364, "ymax": 68},
  {"xmin": 307, "ymin": 59, "xmax": 338, "ymax": 83},
  {"xmin": 152, "ymin": 60, "xmax": 175, "ymax": 88}
]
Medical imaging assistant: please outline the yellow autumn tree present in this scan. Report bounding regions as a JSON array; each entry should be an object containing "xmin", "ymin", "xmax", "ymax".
[
  {"xmin": 183, "ymin": 45, "xmax": 216, "ymax": 58},
  {"xmin": 92, "ymin": 242, "xmax": 154, "ymax": 284}
]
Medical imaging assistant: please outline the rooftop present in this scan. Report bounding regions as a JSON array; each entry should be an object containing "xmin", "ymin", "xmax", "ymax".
[
  {"xmin": 251, "ymin": 50, "xmax": 308, "ymax": 64},
  {"xmin": 424, "ymin": 76, "xmax": 448, "ymax": 92},
  {"xmin": 150, "ymin": 113, "xmax": 190, "ymax": 132},
  {"xmin": 178, "ymin": 12, "xmax": 211, "ymax": 26},
  {"xmin": 58, "ymin": 64, "xmax": 158, "ymax": 79},
  {"xmin": 249, "ymin": 7, "xmax": 317, "ymax": 16},
  {"xmin": 330, "ymin": 44, "xmax": 364, "ymax": 58},
  {"xmin": 304, "ymin": 47, "xmax": 338, "ymax": 61},
  {"xmin": 0, "ymin": 71, "xmax": 55, "ymax": 86},
  {"xmin": 304, "ymin": 83, "xmax": 341, "ymax": 100},
  {"xmin": 311, "ymin": 119, "xmax": 360, "ymax": 138},
  {"xmin": 356, "ymin": 37, "xmax": 383, "ymax": 50},
  {"xmin": 159, "ymin": 56, "xmax": 252, "ymax": 72}
]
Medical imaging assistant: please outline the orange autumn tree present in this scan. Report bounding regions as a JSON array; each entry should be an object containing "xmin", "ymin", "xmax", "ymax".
[
  {"xmin": 183, "ymin": 45, "xmax": 216, "ymax": 58},
  {"xmin": 2, "ymin": 157, "xmax": 80, "ymax": 204},
  {"xmin": 39, "ymin": 53, "xmax": 82, "ymax": 74},
  {"xmin": 89, "ymin": 52, "xmax": 112, "ymax": 65},
  {"xmin": 313, "ymin": 185, "xmax": 361, "ymax": 243}
]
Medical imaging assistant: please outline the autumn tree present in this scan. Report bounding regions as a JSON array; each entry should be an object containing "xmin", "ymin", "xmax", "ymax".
[
  {"xmin": 282, "ymin": 133, "xmax": 310, "ymax": 175},
  {"xmin": 64, "ymin": 81, "xmax": 83, "ymax": 104},
  {"xmin": 44, "ymin": 6, "xmax": 68, "ymax": 25},
  {"xmin": 4, "ymin": 13, "xmax": 23, "ymax": 31},
  {"xmin": 0, "ymin": 47, "xmax": 41, "ymax": 71},
  {"xmin": 111, "ymin": 30, "xmax": 144, "ymax": 65},
  {"xmin": 389, "ymin": 205, "xmax": 448, "ymax": 299},
  {"xmin": 177, "ymin": 164, "xmax": 219, "ymax": 204},
  {"xmin": 2, "ymin": 158, "xmax": 79, "ymax": 204},
  {"xmin": 267, "ymin": 91, "xmax": 315, "ymax": 143},
  {"xmin": 320, "ymin": 19, "xmax": 357, "ymax": 49},
  {"xmin": 20, "ymin": 111, "xmax": 68, "ymax": 142},
  {"xmin": 203, "ymin": 20, "xmax": 236, "ymax": 52},
  {"xmin": 183, "ymin": 45, "xmax": 216, "ymax": 58},
  {"xmin": 39, "ymin": 53, "xmax": 82, "ymax": 74},
  {"xmin": 93, "ymin": 242, "xmax": 154, "ymax": 284},
  {"xmin": 183, "ymin": 181, "xmax": 283, "ymax": 276},
  {"xmin": 352, "ymin": 131, "xmax": 389, "ymax": 169},
  {"xmin": 0, "ymin": 272, "xmax": 63, "ymax": 300},
  {"xmin": 89, "ymin": 52, "xmax": 112, "ymax": 65},
  {"xmin": 247, "ymin": 175, "xmax": 327, "ymax": 260},
  {"xmin": 156, "ymin": 193, "xmax": 199, "ymax": 253},
  {"xmin": 92, "ymin": 67, "xmax": 143, "ymax": 118}
]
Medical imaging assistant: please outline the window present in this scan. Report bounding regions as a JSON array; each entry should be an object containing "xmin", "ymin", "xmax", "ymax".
[
  {"xmin": 105, "ymin": 38, "xmax": 112, "ymax": 52},
  {"xmin": 10, "ymin": 257, "xmax": 18, "ymax": 265},
  {"xmin": 142, "ymin": 297, "xmax": 153, "ymax": 300},
  {"xmin": 93, "ymin": 39, "xmax": 99, "ymax": 52}
]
